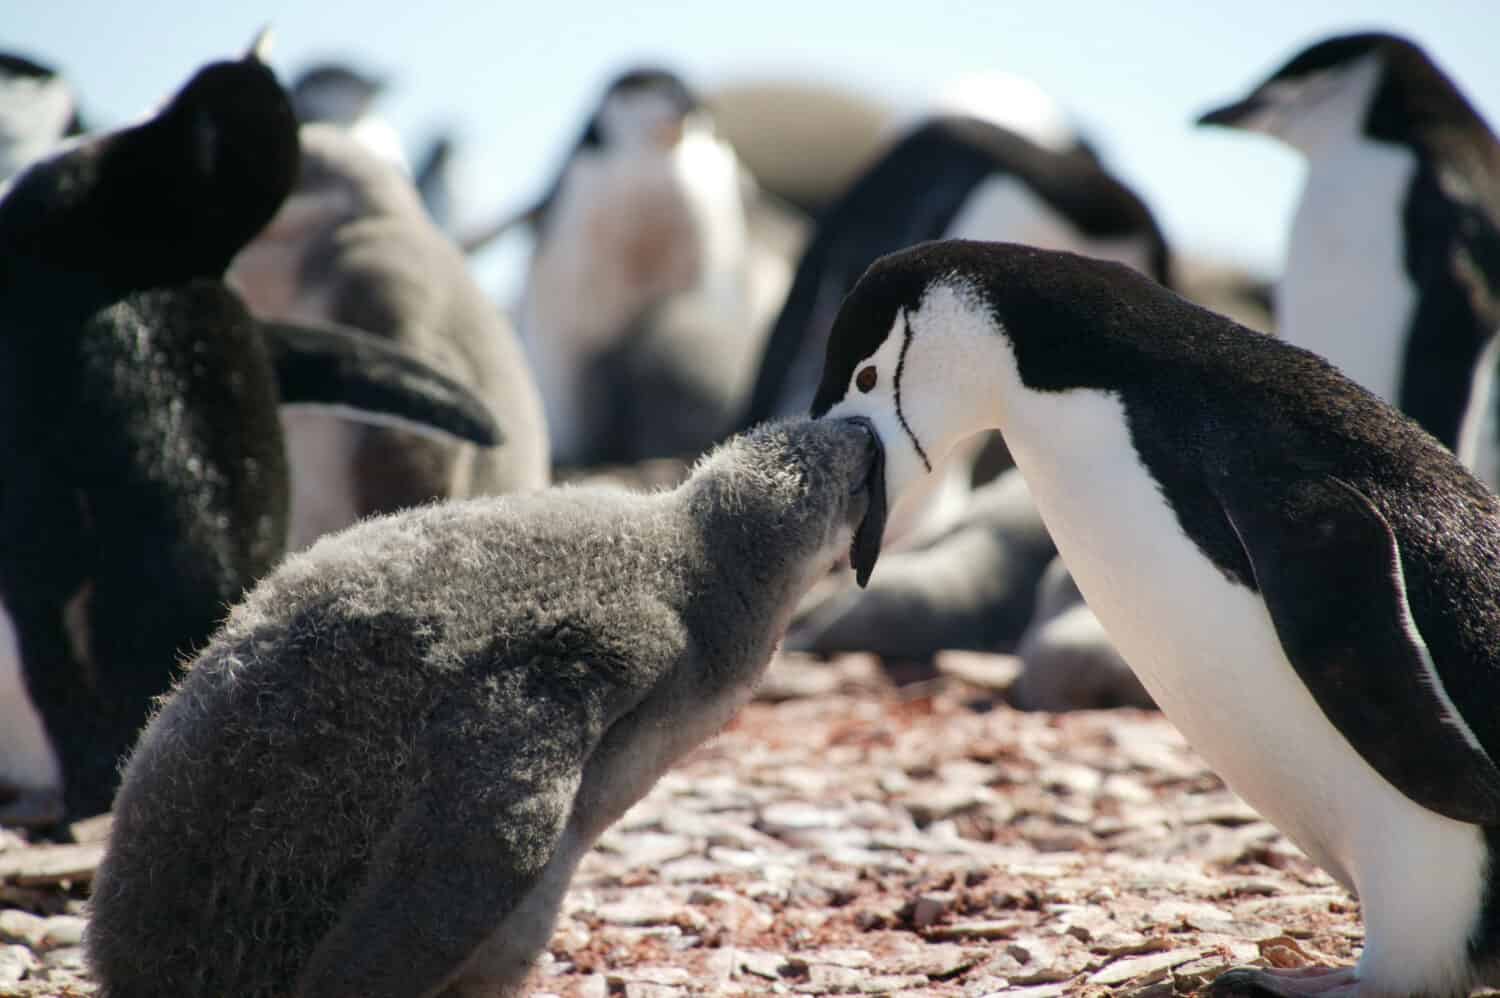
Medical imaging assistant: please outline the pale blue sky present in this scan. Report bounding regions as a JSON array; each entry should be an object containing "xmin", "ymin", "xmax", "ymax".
[{"xmin": 11, "ymin": 0, "xmax": 1499, "ymax": 291}]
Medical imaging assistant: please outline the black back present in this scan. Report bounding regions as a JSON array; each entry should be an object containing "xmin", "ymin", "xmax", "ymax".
[{"xmin": 744, "ymin": 115, "xmax": 1170, "ymax": 428}]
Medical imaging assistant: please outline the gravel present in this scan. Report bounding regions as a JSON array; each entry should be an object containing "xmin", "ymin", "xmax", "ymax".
[{"xmin": 0, "ymin": 651, "xmax": 1365, "ymax": 997}]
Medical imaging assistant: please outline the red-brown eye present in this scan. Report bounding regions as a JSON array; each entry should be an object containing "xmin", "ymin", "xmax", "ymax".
[{"xmin": 856, "ymin": 366, "xmax": 877, "ymax": 393}]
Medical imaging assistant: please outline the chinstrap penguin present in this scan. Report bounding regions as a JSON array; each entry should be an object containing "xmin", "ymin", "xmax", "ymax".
[
  {"xmin": 1198, "ymin": 32, "xmax": 1500, "ymax": 482},
  {"xmin": 815, "ymin": 239, "xmax": 1500, "ymax": 997},
  {"xmin": 229, "ymin": 121, "xmax": 550, "ymax": 550},
  {"xmin": 0, "ymin": 48, "xmax": 504, "ymax": 824},
  {"xmin": 469, "ymin": 66, "xmax": 768, "ymax": 467},
  {"xmin": 87, "ymin": 417, "xmax": 883, "ymax": 998}
]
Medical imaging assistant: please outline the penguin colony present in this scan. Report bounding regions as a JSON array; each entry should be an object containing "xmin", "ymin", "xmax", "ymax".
[{"xmin": 0, "ymin": 21, "xmax": 1490, "ymax": 998}]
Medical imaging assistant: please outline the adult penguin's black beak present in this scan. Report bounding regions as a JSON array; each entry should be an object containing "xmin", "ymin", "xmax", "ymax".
[
  {"xmin": 1196, "ymin": 95, "xmax": 1263, "ymax": 128},
  {"xmin": 844, "ymin": 417, "xmax": 886, "ymax": 589}
]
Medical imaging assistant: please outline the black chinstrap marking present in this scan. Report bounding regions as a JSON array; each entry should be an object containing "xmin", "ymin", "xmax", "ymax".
[{"xmin": 893, "ymin": 314, "xmax": 932, "ymax": 473}]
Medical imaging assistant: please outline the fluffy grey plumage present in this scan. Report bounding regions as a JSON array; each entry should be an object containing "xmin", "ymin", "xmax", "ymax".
[
  {"xmin": 88, "ymin": 417, "xmax": 879, "ymax": 998},
  {"xmin": 229, "ymin": 122, "xmax": 550, "ymax": 550}
]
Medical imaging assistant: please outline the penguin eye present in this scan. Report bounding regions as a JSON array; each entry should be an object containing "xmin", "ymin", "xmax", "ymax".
[{"xmin": 855, "ymin": 366, "xmax": 878, "ymax": 393}]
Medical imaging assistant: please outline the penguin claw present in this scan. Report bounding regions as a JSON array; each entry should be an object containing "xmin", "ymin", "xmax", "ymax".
[{"xmin": 1211, "ymin": 966, "xmax": 1360, "ymax": 998}]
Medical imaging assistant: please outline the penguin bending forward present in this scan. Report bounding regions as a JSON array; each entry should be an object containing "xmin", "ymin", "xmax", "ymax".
[
  {"xmin": 816, "ymin": 240, "xmax": 1500, "ymax": 998},
  {"xmin": 87, "ymin": 418, "xmax": 883, "ymax": 998}
]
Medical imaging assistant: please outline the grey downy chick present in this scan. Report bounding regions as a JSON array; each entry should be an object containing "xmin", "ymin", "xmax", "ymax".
[{"xmin": 88, "ymin": 416, "xmax": 883, "ymax": 998}]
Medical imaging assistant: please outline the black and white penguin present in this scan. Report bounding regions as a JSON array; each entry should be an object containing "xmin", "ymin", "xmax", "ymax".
[
  {"xmin": 87, "ymin": 417, "xmax": 882, "ymax": 997},
  {"xmin": 816, "ymin": 239, "xmax": 1500, "ymax": 998},
  {"xmin": 289, "ymin": 61, "xmax": 409, "ymax": 174},
  {"xmin": 743, "ymin": 114, "xmax": 1171, "ymax": 431},
  {"xmin": 0, "ymin": 51, "xmax": 83, "ymax": 186},
  {"xmin": 228, "ymin": 121, "xmax": 550, "ymax": 550},
  {"xmin": 0, "ymin": 48, "xmax": 503, "ymax": 823},
  {"xmin": 465, "ymin": 67, "xmax": 771, "ymax": 467},
  {"xmin": 1197, "ymin": 32, "xmax": 1500, "ymax": 479}
]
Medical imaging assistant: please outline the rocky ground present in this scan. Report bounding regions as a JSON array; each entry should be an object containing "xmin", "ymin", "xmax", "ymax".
[{"xmin": 0, "ymin": 652, "xmax": 1365, "ymax": 998}]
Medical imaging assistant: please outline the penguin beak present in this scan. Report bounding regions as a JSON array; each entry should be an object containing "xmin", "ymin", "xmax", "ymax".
[
  {"xmin": 844, "ymin": 417, "xmax": 887, "ymax": 589},
  {"xmin": 1196, "ymin": 95, "xmax": 1263, "ymax": 128}
]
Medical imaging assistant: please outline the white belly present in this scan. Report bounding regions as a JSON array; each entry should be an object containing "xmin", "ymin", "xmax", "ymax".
[
  {"xmin": 1004, "ymin": 386, "xmax": 1484, "ymax": 992},
  {"xmin": 1280, "ymin": 144, "xmax": 1417, "ymax": 404},
  {"xmin": 944, "ymin": 175, "xmax": 1157, "ymax": 279},
  {"xmin": 280, "ymin": 408, "xmax": 364, "ymax": 552},
  {"xmin": 520, "ymin": 136, "xmax": 749, "ymax": 463},
  {"xmin": 0, "ymin": 597, "xmax": 60, "ymax": 795}
]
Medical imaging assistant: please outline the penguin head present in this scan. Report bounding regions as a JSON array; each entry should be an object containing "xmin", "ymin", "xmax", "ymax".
[
  {"xmin": 1195, "ymin": 33, "xmax": 1405, "ymax": 155},
  {"xmin": 0, "ymin": 52, "xmax": 81, "ymax": 184},
  {"xmin": 813, "ymin": 239, "xmax": 1183, "ymax": 586},
  {"xmin": 811, "ymin": 243, "xmax": 1020, "ymax": 585},
  {"xmin": 291, "ymin": 63, "xmax": 387, "ymax": 126},
  {"xmin": 585, "ymin": 67, "xmax": 703, "ymax": 152},
  {"xmin": 0, "ymin": 47, "xmax": 298, "ymax": 295}
]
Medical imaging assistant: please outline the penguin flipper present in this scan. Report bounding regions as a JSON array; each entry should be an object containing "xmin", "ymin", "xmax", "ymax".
[
  {"xmin": 258, "ymin": 317, "xmax": 502, "ymax": 446},
  {"xmin": 1219, "ymin": 475, "xmax": 1500, "ymax": 825}
]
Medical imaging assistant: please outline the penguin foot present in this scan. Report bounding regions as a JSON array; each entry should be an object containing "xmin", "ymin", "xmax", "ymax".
[{"xmin": 1211, "ymin": 966, "xmax": 1360, "ymax": 998}]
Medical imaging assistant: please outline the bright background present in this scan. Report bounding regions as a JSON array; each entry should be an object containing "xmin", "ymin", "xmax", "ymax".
[{"xmin": 10, "ymin": 0, "xmax": 1499, "ymax": 292}]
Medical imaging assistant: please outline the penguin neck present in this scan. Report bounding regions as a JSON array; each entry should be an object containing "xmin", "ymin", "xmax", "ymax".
[{"xmin": 673, "ymin": 469, "xmax": 843, "ymax": 682}]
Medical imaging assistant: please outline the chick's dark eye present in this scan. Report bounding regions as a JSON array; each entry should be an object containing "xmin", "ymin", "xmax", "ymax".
[{"xmin": 856, "ymin": 366, "xmax": 877, "ymax": 393}]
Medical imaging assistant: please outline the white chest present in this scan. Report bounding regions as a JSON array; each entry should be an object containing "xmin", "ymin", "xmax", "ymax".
[
  {"xmin": 945, "ymin": 175, "xmax": 1157, "ymax": 278},
  {"xmin": 520, "ymin": 136, "xmax": 749, "ymax": 461},
  {"xmin": 1000, "ymin": 388, "xmax": 1486, "ymax": 980},
  {"xmin": 0, "ymin": 596, "xmax": 60, "ymax": 794},
  {"xmin": 1280, "ymin": 142, "xmax": 1418, "ymax": 404}
]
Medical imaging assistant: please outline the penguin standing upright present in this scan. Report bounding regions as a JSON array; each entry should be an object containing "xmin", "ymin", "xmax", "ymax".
[
  {"xmin": 1198, "ymin": 32, "xmax": 1500, "ymax": 481},
  {"xmin": 466, "ymin": 67, "xmax": 769, "ymax": 467},
  {"xmin": 0, "ymin": 46, "xmax": 504, "ymax": 823},
  {"xmin": 816, "ymin": 239, "xmax": 1500, "ymax": 998}
]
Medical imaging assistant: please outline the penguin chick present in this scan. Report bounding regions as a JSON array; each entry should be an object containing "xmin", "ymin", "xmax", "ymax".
[
  {"xmin": 816, "ymin": 239, "xmax": 1500, "ymax": 998},
  {"xmin": 1011, "ymin": 554, "xmax": 1153, "ymax": 712},
  {"xmin": 88, "ymin": 416, "xmax": 883, "ymax": 998},
  {"xmin": 229, "ymin": 122, "xmax": 550, "ymax": 550},
  {"xmin": 1198, "ymin": 32, "xmax": 1500, "ymax": 479}
]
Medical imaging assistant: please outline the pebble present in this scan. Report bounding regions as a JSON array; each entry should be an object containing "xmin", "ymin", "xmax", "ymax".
[{"xmin": 0, "ymin": 944, "xmax": 36, "ymax": 986}]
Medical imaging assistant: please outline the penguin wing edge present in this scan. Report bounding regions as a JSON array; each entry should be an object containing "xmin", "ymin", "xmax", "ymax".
[
  {"xmin": 1220, "ymin": 474, "xmax": 1500, "ymax": 825},
  {"xmin": 259, "ymin": 317, "xmax": 502, "ymax": 446}
]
